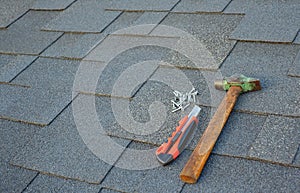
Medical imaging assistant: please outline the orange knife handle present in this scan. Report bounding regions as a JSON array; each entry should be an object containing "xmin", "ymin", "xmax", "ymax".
[{"xmin": 180, "ymin": 86, "xmax": 242, "ymax": 183}]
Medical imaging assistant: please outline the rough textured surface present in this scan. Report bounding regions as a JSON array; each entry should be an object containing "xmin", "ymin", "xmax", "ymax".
[
  {"xmin": 0, "ymin": 119, "xmax": 39, "ymax": 162},
  {"xmin": 294, "ymin": 32, "xmax": 300, "ymax": 44},
  {"xmin": 101, "ymin": 142, "xmax": 152, "ymax": 192},
  {"xmin": 0, "ymin": 11, "xmax": 63, "ymax": 54},
  {"xmin": 0, "ymin": 162, "xmax": 37, "ymax": 193},
  {"xmin": 131, "ymin": 12, "xmax": 168, "ymax": 29},
  {"xmin": 105, "ymin": 0, "xmax": 179, "ymax": 11},
  {"xmin": 95, "ymin": 71, "xmax": 209, "ymax": 146},
  {"xmin": 43, "ymin": 0, "xmax": 121, "ymax": 33},
  {"xmin": 293, "ymin": 147, "xmax": 300, "ymax": 166},
  {"xmin": 85, "ymin": 36, "xmax": 177, "ymax": 97},
  {"xmin": 58, "ymin": 179, "xmax": 102, "ymax": 193},
  {"xmin": 230, "ymin": 4, "xmax": 300, "ymax": 43},
  {"xmin": 102, "ymin": 12, "xmax": 143, "ymax": 34},
  {"xmin": 249, "ymin": 116, "xmax": 300, "ymax": 164},
  {"xmin": 1, "ymin": 1, "xmax": 300, "ymax": 192},
  {"xmin": 101, "ymin": 166, "xmax": 146, "ymax": 192},
  {"xmin": 173, "ymin": 0, "xmax": 231, "ymax": 13},
  {"xmin": 106, "ymin": 12, "xmax": 168, "ymax": 35},
  {"xmin": 288, "ymin": 50, "xmax": 300, "ymax": 78},
  {"xmin": 224, "ymin": 0, "xmax": 299, "ymax": 14},
  {"xmin": 41, "ymin": 33, "xmax": 105, "ymax": 59},
  {"xmin": 12, "ymin": 57, "xmax": 107, "ymax": 96},
  {"xmin": 213, "ymin": 112, "xmax": 267, "ymax": 157},
  {"xmin": 0, "ymin": 54, "xmax": 37, "ymax": 82},
  {"xmin": 182, "ymin": 155, "xmax": 300, "ymax": 193},
  {"xmin": 22, "ymin": 174, "xmax": 66, "ymax": 193},
  {"xmin": 0, "ymin": 84, "xmax": 72, "ymax": 125},
  {"xmin": 31, "ymin": 0, "xmax": 76, "ymax": 10},
  {"xmin": 152, "ymin": 13, "xmax": 243, "ymax": 69},
  {"xmin": 85, "ymin": 34, "xmax": 179, "ymax": 63},
  {"xmin": 23, "ymin": 174, "xmax": 102, "ymax": 193},
  {"xmin": 0, "ymin": 0, "xmax": 34, "ymax": 28},
  {"xmin": 136, "ymin": 148, "xmax": 190, "ymax": 193},
  {"xmin": 100, "ymin": 188, "xmax": 123, "ymax": 193},
  {"xmin": 11, "ymin": 57, "xmax": 80, "ymax": 91},
  {"xmin": 11, "ymin": 103, "xmax": 131, "ymax": 184},
  {"xmin": 220, "ymin": 42, "xmax": 300, "ymax": 116}
]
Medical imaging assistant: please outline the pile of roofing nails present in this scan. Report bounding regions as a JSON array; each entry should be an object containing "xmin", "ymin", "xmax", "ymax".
[{"xmin": 171, "ymin": 88, "xmax": 198, "ymax": 113}]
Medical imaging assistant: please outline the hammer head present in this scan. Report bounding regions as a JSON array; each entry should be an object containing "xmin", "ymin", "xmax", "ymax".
[{"xmin": 214, "ymin": 74, "xmax": 261, "ymax": 93}]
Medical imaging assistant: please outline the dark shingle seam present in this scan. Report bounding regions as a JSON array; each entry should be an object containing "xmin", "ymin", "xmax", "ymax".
[
  {"xmin": 5, "ymin": 9, "xmax": 30, "ymax": 29},
  {"xmin": 216, "ymin": 40, "xmax": 238, "ymax": 69},
  {"xmin": 20, "ymin": 172, "xmax": 39, "ymax": 193},
  {"xmin": 9, "ymin": 56, "xmax": 39, "ymax": 83},
  {"xmin": 221, "ymin": 0, "xmax": 234, "ymax": 12},
  {"xmin": 147, "ymin": 0, "xmax": 181, "ymax": 34},
  {"xmin": 38, "ymin": 32, "xmax": 65, "ymax": 55},
  {"xmin": 46, "ymin": 93, "xmax": 79, "ymax": 126},
  {"xmin": 99, "ymin": 141, "xmax": 133, "ymax": 185},
  {"xmin": 292, "ymin": 29, "xmax": 300, "ymax": 43},
  {"xmin": 212, "ymin": 153, "xmax": 300, "ymax": 169}
]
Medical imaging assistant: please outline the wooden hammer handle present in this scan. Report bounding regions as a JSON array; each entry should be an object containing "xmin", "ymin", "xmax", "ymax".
[{"xmin": 180, "ymin": 86, "xmax": 243, "ymax": 183}]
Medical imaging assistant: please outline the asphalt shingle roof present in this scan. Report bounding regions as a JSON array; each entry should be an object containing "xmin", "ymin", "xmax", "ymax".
[{"xmin": 0, "ymin": 0, "xmax": 299, "ymax": 192}]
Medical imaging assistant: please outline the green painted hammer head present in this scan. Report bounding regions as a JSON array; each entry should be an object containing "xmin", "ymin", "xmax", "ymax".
[{"xmin": 214, "ymin": 74, "xmax": 261, "ymax": 93}]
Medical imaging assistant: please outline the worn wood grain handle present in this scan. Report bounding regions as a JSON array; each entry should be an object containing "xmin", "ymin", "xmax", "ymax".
[{"xmin": 180, "ymin": 86, "xmax": 243, "ymax": 184}]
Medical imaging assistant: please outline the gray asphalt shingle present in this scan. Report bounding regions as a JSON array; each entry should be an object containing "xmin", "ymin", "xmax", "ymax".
[
  {"xmin": 101, "ymin": 142, "xmax": 153, "ymax": 192},
  {"xmin": 11, "ymin": 55, "xmax": 156, "ymax": 99},
  {"xmin": 0, "ymin": 84, "xmax": 72, "ymax": 125},
  {"xmin": 1, "ymin": 1, "xmax": 300, "ymax": 192},
  {"xmin": 293, "ymin": 148, "xmax": 300, "ymax": 166},
  {"xmin": 0, "ymin": 11, "xmax": 63, "ymax": 54},
  {"xmin": 288, "ymin": 50, "xmax": 300, "ymax": 78},
  {"xmin": 100, "ymin": 188, "xmax": 123, "ymax": 193},
  {"xmin": 220, "ymin": 42, "xmax": 300, "ymax": 116},
  {"xmin": 94, "ymin": 70, "xmax": 209, "ymax": 146},
  {"xmin": 85, "ymin": 34, "xmax": 179, "ymax": 63},
  {"xmin": 105, "ymin": 12, "xmax": 168, "ymax": 35},
  {"xmin": 0, "ymin": 0, "xmax": 34, "ymax": 28},
  {"xmin": 11, "ymin": 57, "xmax": 79, "ymax": 91},
  {"xmin": 224, "ymin": 0, "xmax": 299, "ymax": 14},
  {"xmin": 230, "ymin": 4, "xmax": 300, "ymax": 43},
  {"xmin": 0, "ymin": 119, "xmax": 39, "ymax": 162},
  {"xmin": 136, "ymin": 149, "xmax": 190, "ymax": 193},
  {"xmin": 294, "ymin": 32, "xmax": 300, "ymax": 44},
  {"xmin": 173, "ymin": 0, "xmax": 231, "ymax": 13},
  {"xmin": 104, "ymin": 141, "xmax": 186, "ymax": 193},
  {"xmin": 152, "ymin": 13, "xmax": 243, "ymax": 69},
  {"xmin": 249, "ymin": 115, "xmax": 300, "ymax": 164},
  {"xmin": 182, "ymin": 155, "xmax": 300, "ymax": 193},
  {"xmin": 101, "ymin": 166, "xmax": 146, "ymax": 192},
  {"xmin": 131, "ymin": 12, "xmax": 168, "ymax": 29},
  {"xmin": 23, "ymin": 173, "xmax": 102, "ymax": 193},
  {"xmin": 43, "ymin": 0, "xmax": 121, "ymax": 33},
  {"xmin": 213, "ymin": 112, "xmax": 267, "ymax": 157},
  {"xmin": 58, "ymin": 179, "xmax": 102, "ymax": 193},
  {"xmin": 223, "ymin": 0, "xmax": 271, "ymax": 14},
  {"xmin": 12, "ymin": 58, "xmax": 109, "ymax": 97},
  {"xmin": 22, "ymin": 174, "xmax": 66, "ymax": 193},
  {"xmin": 0, "ymin": 54, "xmax": 37, "ymax": 82},
  {"xmin": 103, "ymin": 12, "xmax": 143, "ymax": 34},
  {"xmin": 41, "ymin": 33, "xmax": 106, "ymax": 59},
  {"xmin": 31, "ymin": 0, "xmax": 76, "ymax": 10},
  {"xmin": 11, "ymin": 102, "xmax": 130, "ymax": 184},
  {"xmin": 0, "ymin": 162, "xmax": 37, "ymax": 193},
  {"xmin": 105, "ymin": 0, "xmax": 179, "ymax": 11},
  {"xmin": 148, "ymin": 66, "xmax": 206, "ymax": 102},
  {"xmin": 85, "ymin": 36, "xmax": 177, "ymax": 97}
]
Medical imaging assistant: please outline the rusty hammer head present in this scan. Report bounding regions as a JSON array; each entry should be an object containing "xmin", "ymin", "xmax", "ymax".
[{"xmin": 214, "ymin": 74, "xmax": 261, "ymax": 93}]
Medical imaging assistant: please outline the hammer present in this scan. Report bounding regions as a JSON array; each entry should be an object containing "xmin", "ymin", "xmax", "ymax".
[{"xmin": 180, "ymin": 74, "xmax": 261, "ymax": 184}]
